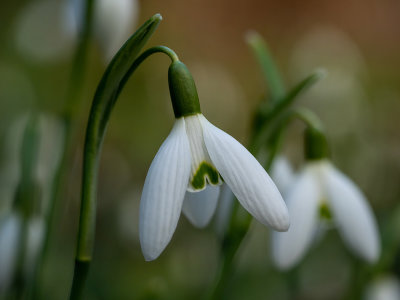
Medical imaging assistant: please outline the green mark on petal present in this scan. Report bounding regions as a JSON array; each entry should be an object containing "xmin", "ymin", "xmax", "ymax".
[
  {"xmin": 319, "ymin": 202, "xmax": 332, "ymax": 220},
  {"xmin": 191, "ymin": 162, "xmax": 220, "ymax": 190}
]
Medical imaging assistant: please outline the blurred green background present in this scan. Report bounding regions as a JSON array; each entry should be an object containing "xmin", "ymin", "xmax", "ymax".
[{"xmin": 0, "ymin": 0, "xmax": 399, "ymax": 299}]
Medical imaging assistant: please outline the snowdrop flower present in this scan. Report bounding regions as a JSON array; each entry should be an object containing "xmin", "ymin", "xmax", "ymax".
[
  {"xmin": 0, "ymin": 113, "xmax": 64, "ymax": 214},
  {"xmin": 364, "ymin": 275, "xmax": 400, "ymax": 300},
  {"xmin": 14, "ymin": 0, "xmax": 77, "ymax": 63},
  {"xmin": 213, "ymin": 184, "xmax": 235, "ymax": 237},
  {"xmin": 24, "ymin": 217, "xmax": 45, "ymax": 278},
  {"xmin": 0, "ymin": 213, "xmax": 21, "ymax": 293},
  {"xmin": 272, "ymin": 128, "xmax": 380, "ymax": 269},
  {"xmin": 140, "ymin": 61, "xmax": 289, "ymax": 261},
  {"xmin": 69, "ymin": 0, "xmax": 139, "ymax": 62},
  {"xmin": 0, "ymin": 113, "xmax": 60, "ymax": 291},
  {"xmin": 0, "ymin": 214, "xmax": 45, "ymax": 293},
  {"xmin": 93, "ymin": 0, "xmax": 139, "ymax": 61},
  {"xmin": 270, "ymin": 155, "xmax": 295, "ymax": 196}
]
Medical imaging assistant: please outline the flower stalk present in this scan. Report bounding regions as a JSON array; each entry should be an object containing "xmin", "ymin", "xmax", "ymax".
[{"xmin": 68, "ymin": 14, "xmax": 191, "ymax": 299}]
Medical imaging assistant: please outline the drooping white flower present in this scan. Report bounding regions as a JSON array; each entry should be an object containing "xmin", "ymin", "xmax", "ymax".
[
  {"xmin": 140, "ymin": 114, "xmax": 290, "ymax": 261},
  {"xmin": 364, "ymin": 275, "xmax": 400, "ymax": 300},
  {"xmin": 272, "ymin": 159, "xmax": 380, "ymax": 270}
]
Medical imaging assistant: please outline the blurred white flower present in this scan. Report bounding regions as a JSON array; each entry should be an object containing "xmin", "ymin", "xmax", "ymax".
[
  {"xmin": 14, "ymin": 0, "xmax": 76, "ymax": 63},
  {"xmin": 213, "ymin": 184, "xmax": 235, "ymax": 237},
  {"xmin": 14, "ymin": 0, "xmax": 139, "ymax": 64},
  {"xmin": 0, "ymin": 213, "xmax": 45, "ymax": 293},
  {"xmin": 272, "ymin": 160, "xmax": 380, "ymax": 270},
  {"xmin": 0, "ymin": 213, "xmax": 21, "ymax": 293},
  {"xmin": 69, "ymin": 0, "xmax": 140, "ymax": 62},
  {"xmin": 0, "ymin": 112, "xmax": 63, "ymax": 292},
  {"xmin": 270, "ymin": 155, "xmax": 295, "ymax": 196},
  {"xmin": 23, "ymin": 217, "xmax": 45, "ymax": 278},
  {"xmin": 93, "ymin": 0, "xmax": 139, "ymax": 61},
  {"xmin": 0, "ymin": 113, "xmax": 65, "ymax": 214},
  {"xmin": 140, "ymin": 114, "xmax": 289, "ymax": 261},
  {"xmin": 364, "ymin": 275, "xmax": 400, "ymax": 300},
  {"xmin": 290, "ymin": 27, "xmax": 368, "ymax": 139}
]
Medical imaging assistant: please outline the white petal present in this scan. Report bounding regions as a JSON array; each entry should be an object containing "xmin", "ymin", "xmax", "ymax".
[
  {"xmin": 139, "ymin": 119, "xmax": 191, "ymax": 261},
  {"xmin": 182, "ymin": 185, "xmax": 220, "ymax": 228},
  {"xmin": 0, "ymin": 214, "xmax": 21, "ymax": 292},
  {"xmin": 214, "ymin": 184, "xmax": 235, "ymax": 237},
  {"xmin": 272, "ymin": 166, "xmax": 321, "ymax": 270},
  {"xmin": 365, "ymin": 275, "xmax": 400, "ymax": 300},
  {"xmin": 24, "ymin": 217, "xmax": 45, "ymax": 278},
  {"xmin": 270, "ymin": 155, "xmax": 295, "ymax": 196},
  {"xmin": 94, "ymin": 0, "xmax": 140, "ymax": 61},
  {"xmin": 199, "ymin": 115, "xmax": 289, "ymax": 231},
  {"xmin": 324, "ymin": 164, "xmax": 380, "ymax": 262}
]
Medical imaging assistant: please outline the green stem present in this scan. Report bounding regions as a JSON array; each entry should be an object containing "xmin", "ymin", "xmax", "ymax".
[
  {"xmin": 251, "ymin": 70, "xmax": 325, "ymax": 154},
  {"xmin": 68, "ymin": 14, "xmax": 171, "ymax": 298},
  {"xmin": 246, "ymin": 31, "xmax": 285, "ymax": 103}
]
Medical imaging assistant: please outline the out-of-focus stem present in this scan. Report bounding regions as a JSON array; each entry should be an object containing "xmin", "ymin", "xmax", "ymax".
[{"xmin": 32, "ymin": 0, "xmax": 95, "ymax": 298}]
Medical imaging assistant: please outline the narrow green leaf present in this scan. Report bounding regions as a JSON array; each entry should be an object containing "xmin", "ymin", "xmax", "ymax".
[
  {"xmin": 246, "ymin": 31, "xmax": 285, "ymax": 103},
  {"xmin": 265, "ymin": 68, "xmax": 326, "ymax": 122},
  {"xmin": 251, "ymin": 70, "xmax": 326, "ymax": 154}
]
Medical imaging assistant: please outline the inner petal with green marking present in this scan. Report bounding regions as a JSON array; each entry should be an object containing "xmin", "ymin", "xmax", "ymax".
[
  {"xmin": 319, "ymin": 201, "xmax": 332, "ymax": 221},
  {"xmin": 183, "ymin": 114, "xmax": 222, "ymax": 191},
  {"xmin": 190, "ymin": 161, "xmax": 222, "ymax": 190}
]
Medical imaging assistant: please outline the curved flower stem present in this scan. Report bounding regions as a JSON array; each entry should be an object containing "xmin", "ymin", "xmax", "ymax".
[
  {"xmin": 69, "ymin": 14, "xmax": 182, "ymax": 298},
  {"xmin": 264, "ymin": 107, "xmax": 325, "ymax": 168}
]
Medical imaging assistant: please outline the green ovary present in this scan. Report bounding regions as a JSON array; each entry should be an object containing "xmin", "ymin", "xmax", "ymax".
[
  {"xmin": 319, "ymin": 202, "xmax": 332, "ymax": 220},
  {"xmin": 191, "ymin": 162, "xmax": 221, "ymax": 190}
]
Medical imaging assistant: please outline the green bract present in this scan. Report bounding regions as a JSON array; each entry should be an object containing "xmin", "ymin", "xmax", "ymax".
[
  {"xmin": 304, "ymin": 126, "xmax": 330, "ymax": 160},
  {"xmin": 168, "ymin": 61, "xmax": 201, "ymax": 118}
]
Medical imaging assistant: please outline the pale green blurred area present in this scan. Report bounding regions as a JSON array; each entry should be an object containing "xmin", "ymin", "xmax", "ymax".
[{"xmin": 0, "ymin": 0, "xmax": 399, "ymax": 299}]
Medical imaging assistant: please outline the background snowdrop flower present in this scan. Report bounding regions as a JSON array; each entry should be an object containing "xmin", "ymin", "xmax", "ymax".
[
  {"xmin": 272, "ymin": 159, "xmax": 380, "ymax": 270},
  {"xmin": 69, "ymin": 0, "xmax": 140, "ymax": 62},
  {"xmin": 0, "ymin": 213, "xmax": 22, "ymax": 293},
  {"xmin": 270, "ymin": 155, "xmax": 296, "ymax": 196},
  {"xmin": 14, "ymin": 0, "xmax": 77, "ymax": 63},
  {"xmin": 140, "ymin": 61, "xmax": 289, "ymax": 261},
  {"xmin": 213, "ymin": 184, "xmax": 235, "ymax": 237},
  {"xmin": 0, "ymin": 113, "xmax": 64, "ymax": 214},
  {"xmin": 364, "ymin": 275, "xmax": 400, "ymax": 300},
  {"xmin": 93, "ymin": 0, "xmax": 140, "ymax": 61},
  {"xmin": 23, "ymin": 217, "xmax": 45, "ymax": 278}
]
